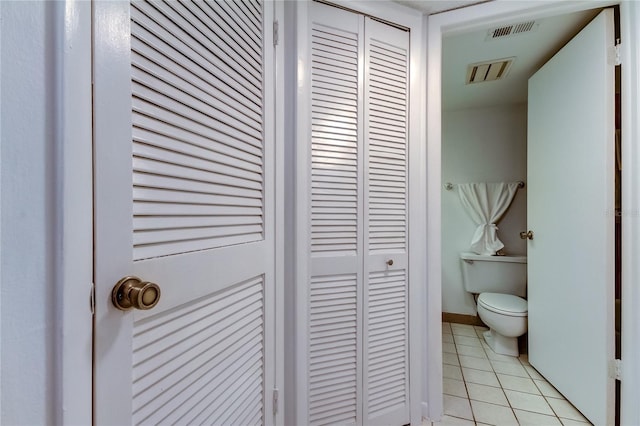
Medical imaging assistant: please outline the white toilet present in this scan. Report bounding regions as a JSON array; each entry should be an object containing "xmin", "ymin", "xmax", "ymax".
[{"xmin": 460, "ymin": 252, "xmax": 528, "ymax": 357}]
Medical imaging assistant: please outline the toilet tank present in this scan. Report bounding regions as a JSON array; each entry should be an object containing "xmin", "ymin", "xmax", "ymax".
[{"xmin": 460, "ymin": 252, "xmax": 527, "ymax": 298}]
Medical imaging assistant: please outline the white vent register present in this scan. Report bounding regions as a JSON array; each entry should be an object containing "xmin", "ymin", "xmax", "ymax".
[{"xmin": 487, "ymin": 21, "xmax": 538, "ymax": 40}]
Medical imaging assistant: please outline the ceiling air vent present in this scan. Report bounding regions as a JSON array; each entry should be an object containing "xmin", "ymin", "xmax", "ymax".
[
  {"xmin": 466, "ymin": 58, "xmax": 514, "ymax": 84},
  {"xmin": 486, "ymin": 21, "xmax": 538, "ymax": 41}
]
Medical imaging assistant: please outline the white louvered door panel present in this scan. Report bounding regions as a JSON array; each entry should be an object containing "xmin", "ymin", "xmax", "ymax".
[
  {"xmin": 304, "ymin": 3, "xmax": 410, "ymax": 426},
  {"xmin": 308, "ymin": 4, "xmax": 363, "ymax": 425},
  {"xmin": 363, "ymin": 18, "xmax": 410, "ymax": 426},
  {"xmin": 93, "ymin": 1, "xmax": 277, "ymax": 425}
]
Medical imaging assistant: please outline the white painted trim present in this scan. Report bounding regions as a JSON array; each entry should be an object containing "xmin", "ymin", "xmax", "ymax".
[
  {"xmin": 282, "ymin": 2, "xmax": 298, "ymax": 425},
  {"xmin": 620, "ymin": 2, "xmax": 640, "ymax": 425},
  {"xmin": 0, "ymin": 6, "xmax": 3, "ymax": 417},
  {"xmin": 274, "ymin": 1, "xmax": 286, "ymax": 424},
  {"xmin": 406, "ymin": 8, "xmax": 428, "ymax": 426},
  {"xmin": 0, "ymin": 4, "xmax": 3, "ymax": 417},
  {"xmin": 425, "ymin": 9, "xmax": 444, "ymax": 422},
  {"xmin": 294, "ymin": 1, "xmax": 311, "ymax": 423},
  {"xmin": 57, "ymin": 1, "xmax": 93, "ymax": 424},
  {"xmin": 427, "ymin": 0, "xmax": 639, "ymax": 423}
]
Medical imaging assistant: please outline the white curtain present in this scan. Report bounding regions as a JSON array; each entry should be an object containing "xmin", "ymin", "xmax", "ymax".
[{"xmin": 457, "ymin": 182, "xmax": 520, "ymax": 255}]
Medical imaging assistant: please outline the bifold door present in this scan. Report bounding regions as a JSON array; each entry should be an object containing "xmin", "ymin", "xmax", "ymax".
[
  {"xmin": 93, "ymin": 1, "xmax": 278, "ymax": 424},
  {"xmin": 301, "ymin": 2, "xmax": 410, "ymax": 425}
]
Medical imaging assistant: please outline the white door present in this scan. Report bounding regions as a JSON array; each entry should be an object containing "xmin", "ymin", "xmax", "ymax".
[
  {"xmin": 527, "ymin": 9, "xmax": 615, "ymax": 425},
  {"xmin": 93, "ymin": 1, "xmax": 278, "ymax": 424},
  {"xmin": 302, "ymin": 3, "xmax": 410, "ymax": 425}
]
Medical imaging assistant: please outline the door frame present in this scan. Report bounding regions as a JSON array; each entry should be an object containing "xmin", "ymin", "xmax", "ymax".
[
  {"xmin": 57, "ymin": 0, "xmax": 93, "ymax": 424},
  {"xmin": 292, "ymin": 1, "xmax": 426, "ymax": 424},
  {"xmin": 426, "ymin": 1, "xmax": 640, "ymax": 424}
]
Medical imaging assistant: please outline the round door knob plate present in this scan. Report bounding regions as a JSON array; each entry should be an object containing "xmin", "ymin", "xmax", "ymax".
[{"xmin": 112, "ymin": 276, "xmax": 161, "ymax": 311}]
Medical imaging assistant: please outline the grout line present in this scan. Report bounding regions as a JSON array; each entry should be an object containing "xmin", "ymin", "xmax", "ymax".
[{"xmin": 446, "ymin": 328, "xmax": 581, "ymax": 426}]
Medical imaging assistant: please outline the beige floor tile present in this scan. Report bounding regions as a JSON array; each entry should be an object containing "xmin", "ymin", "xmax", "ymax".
[
  {"xmin": 504, "ymin": 389, "xmax": 554, "ymax": 415},
  {"xmin": 466, "ymin": 382, "xmax": 509, "ymax": 406},
  {"xmin": 443, "ymin": 333, "xmax": 455, "ymax": 344},
  {"xmin": 454, "ymin": 334, "xmax": 482, "ymax": 347},
  {"xmin": 451, "ymin": 324, "xmax": 478, "ymax": 337},
  {"xmin": 456, "ymin": 344, "xmax": 486, "ymax": 359},
  {"xmin": 490, "ymin": 359, "xmax": 529, "ymax": 377},
  {"xmin": 462, "ymin": 367, "xmax": 500, "ymax": 387},
  {"xmin": 444, "ymin": 364, "xmax": 463, "ymax": 381},
  {"xmin": 534, "ymin": 379, "xmax": 564, "ymax": 398},
  {"xmin": 443, "ymin": 322, "xmax": 452, "ymax": 334},
  {"xmin": 443, "ymin": 395, "xmax": 474, "ymax": 421},
  {"xmin": 459, "ymin": 355, "xmax": 492, "ymax": 371},
  {"xmin": 443, "ymin": 377, "xmax": 468, "ymax": 398},
  {"xmin": 443, "ymin": 342, "xmax": 457, "ymax": 354},
  {"xmin": 443, "ymin": 351, "xmax": 460, "ymax": 366},
  {"xmin": 518, "ymin": 353, "xmax": 530, "ymax": 365},
  {"xmin": 475, "ymin": 331, "xmax": 487, "ymax": 340},
  {"xmin": 524, "ymin": 364, "xmax": 545, "ymax": 380},
  {"xmin": 497, "ymin": 373, "xmax": 541, "ymax": 395},
  {"xmin": 485, "ymin": 349, "xmax": 521, "ymax": 363},
  {"xmin": 431, "ymin": 414, "xmax": 475, "ymax": 426},
  {"xmin": 514, "ymin": 409, "xmax": 563, "ymax": 425},
  {"xmin": 451, "ymin": 323, "xmax": 476, "ymax": 331},
  {"xmin": 470, "ymin": 400, "xmax": 518, "ymax": 425},
  {"xmin": 559, "ymin": 417, "xmax": 591, "ymax": 425},
  {"xmin": 546, "ymin": 398, "xmax": 590, "ymax": 422}
]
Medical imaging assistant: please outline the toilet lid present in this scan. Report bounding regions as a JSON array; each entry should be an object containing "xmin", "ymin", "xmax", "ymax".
[{"xmin": 478, "ymin": 292, "xmax": 528, "ymax": 317}]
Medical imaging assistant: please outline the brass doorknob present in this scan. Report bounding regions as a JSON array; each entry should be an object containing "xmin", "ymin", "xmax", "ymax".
[
  {"xmin": 520, "ymin": 230, "xmax": 534, "ymax": 240},
  {"xmin": 112, "ymin": 276, "xmax": 161, "ymax": 311},
  {"xmin": 386, "ymin": 259, "xmax": 394, "ymax": 266}
]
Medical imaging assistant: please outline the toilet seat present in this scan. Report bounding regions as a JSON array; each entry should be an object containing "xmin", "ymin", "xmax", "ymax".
[{"xmin": 478, "ymin": 292, "xmax": 527, "ymax": 317}]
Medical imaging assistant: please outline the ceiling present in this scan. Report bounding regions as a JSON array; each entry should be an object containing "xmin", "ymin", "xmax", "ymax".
[
  {"xmin": 441, "ymin": 8, "xmax": 600, "ymax": 110},
  {"xmin": 393, "ymin": 1, "xmax": 601, "ymax": 111},
  {"xmin": 393, "ymin": 0, "xmax": 486, "ymax": 14}
]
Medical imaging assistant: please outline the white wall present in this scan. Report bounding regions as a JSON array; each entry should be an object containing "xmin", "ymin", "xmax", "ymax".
[
  {"xmin": 1, "ymin": 2, "xmax": 57, "ymax": 423},
  {"xmin": 441, "ymin": 104, "xmax": 528, "ymax": 315}
]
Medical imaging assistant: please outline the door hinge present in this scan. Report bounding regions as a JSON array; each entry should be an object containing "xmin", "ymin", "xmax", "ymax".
[
  {"xmin": 90, "ymin": 282, "xmax": 96, "ymax": 315},
  {"xmin": 272, "ymin": 387, "xmax": 279, "ymax": 415},
  {"xmin": 608, "ymin": 359, "xmax": 622, "ymax": 380},
  {"xmin": 273, "ymin": 20, "xmax": 279, "ymax": 47},
  {"xmin": 610, "ymin": 39, "xmax": 621, "ymax": 66}
]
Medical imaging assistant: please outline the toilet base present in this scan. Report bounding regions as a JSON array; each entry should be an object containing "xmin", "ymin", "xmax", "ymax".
[{"xmin": 483, "ymin": 329, "xmax": 519, "ymax": 357}]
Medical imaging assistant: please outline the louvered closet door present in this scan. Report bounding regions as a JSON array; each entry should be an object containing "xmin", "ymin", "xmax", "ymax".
[
  {"xmin": 93, "ymin": 1, "xmax": 277, "ymax": 425},
  {"xmin": 305, "ymin": 3, "xmax": 409, "ymax": 425},
  {"xmin": 362, "ymin": 18, "xmax": 410, "ymax": 426}
]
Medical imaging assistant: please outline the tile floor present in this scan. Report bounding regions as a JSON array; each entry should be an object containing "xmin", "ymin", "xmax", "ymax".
[{"xmin": 428, "ymin": 322, "xmax": 592, "ymax": 426}]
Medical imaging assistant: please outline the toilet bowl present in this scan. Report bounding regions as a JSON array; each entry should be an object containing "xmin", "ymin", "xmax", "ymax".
[
  {"xmin": 476, "ymin": 292, "xmax": 527, "ymax": 357},
  {"xmin": 459, "ymin": 252, "xmax": 528, "ymax": 357}
]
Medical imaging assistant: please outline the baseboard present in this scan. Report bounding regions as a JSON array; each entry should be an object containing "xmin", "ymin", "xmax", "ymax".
[{"xmin": 442, "ymin": 311, "xmax": 485, "ymax": 326}]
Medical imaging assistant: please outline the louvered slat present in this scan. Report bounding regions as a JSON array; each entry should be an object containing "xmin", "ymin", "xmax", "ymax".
[
  {"xmin": 311, "ymin": 23, "xmax": 360, "ymax": 256},
  {"xmin": 130, "ymin": 0, "xmax": 264, "ymax": 261},
  {"xmin": 368, "ymin": 38, "xmax": 407, "ymax": 254},
  {"xmin": 309, "ymin": 274, "xmax": 358, "ymax": 425},
  {"xmin": 367, "ymin": 270, "xmax": 407, "ymax": 417},
  {"xmin": 131, "ymin": 276, "xmax": 264, "ymax": 425}
]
